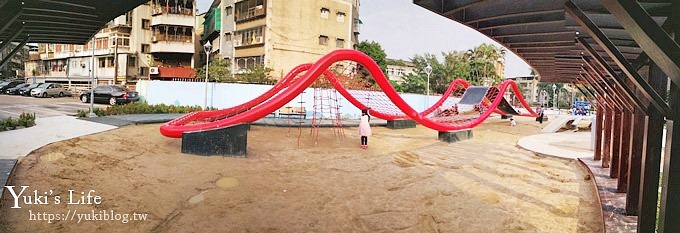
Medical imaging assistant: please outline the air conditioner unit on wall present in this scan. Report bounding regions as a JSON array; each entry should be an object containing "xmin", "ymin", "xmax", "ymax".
[{"xmin": 149, "ymin": 67, "xmax": 159, "ymax": 75}]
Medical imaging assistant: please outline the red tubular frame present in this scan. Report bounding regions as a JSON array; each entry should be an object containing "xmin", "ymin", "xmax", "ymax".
[{"xmin": 160, "ymin": 49, "xmax": 537, "ymax": 138}]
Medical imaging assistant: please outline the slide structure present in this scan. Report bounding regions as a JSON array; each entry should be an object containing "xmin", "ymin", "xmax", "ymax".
[{"xmin": 160, "ymin": 49, "xmax": 537, "ymax": 138}]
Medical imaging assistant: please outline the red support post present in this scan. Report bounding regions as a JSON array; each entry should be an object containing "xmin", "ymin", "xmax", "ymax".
[
  {"xmin": 617, "ymin": 111, "xmax": 633, "ymax": 192},
  {"xmin": 595, "ymin": 107, "xmax": 604, "ymax": 161},
  {"xmin": 602, "ymin": 107, "xmax": 613, "ymax": 168},
  {"xmin": 626, "ymin": 108, "xmax": 646, "ymax": 215},
  {"xmin": 610, "ymin": 110, "xmax": 622, "ymax": 177}
]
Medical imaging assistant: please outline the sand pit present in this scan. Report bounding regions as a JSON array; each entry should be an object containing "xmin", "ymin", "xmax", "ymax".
[{"xmin": 0, "ymin": 117, "xmax": 603, "ymax": 232}]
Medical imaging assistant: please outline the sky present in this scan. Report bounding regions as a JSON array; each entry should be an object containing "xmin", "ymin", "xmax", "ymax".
[{"xmin": 195, "ymin": 0, "xmax": 532, "ymax": 77}]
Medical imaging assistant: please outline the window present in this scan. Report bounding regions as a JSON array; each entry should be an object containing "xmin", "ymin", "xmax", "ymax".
[
  {"xmin": 142, "ymin": 19, "xmax": 150, "ymax": 30},
  {"xmin": 233, "ymin": 26, "xmax": 264, "ymax": 47},
  {"xmin": 336, "ymin": 12, "xmax": 345, "ymax": 23},
  {"xmin": 98, "ymin": 58, "xmax": 106, "ymax": 68},
  {"xmin": 320, "ymin": 8, "xmax": 330, "ymax": 19},
  {"xmin": 225, "ymin": 6, "xmax": 233, "ymax": 16},
  {"xmin": 224, "ymin": 33, "xmax": 232, "ymax": 41},
  {"xmin": 126, "ymin": 12, "xmax": 133, "ymax": 25},
  {"xmin": 319, "ymin": 35, "xmax": 328, "ymax": 45},
  {"xmin": 235, "ymin": 55, "xmax": 265, "ymax": 71},
  {"xmin": 140, "ymin": 67, "xmax": 149, "ymax": 76},
  {"xmin": 108, "ymin": 57, "xmax": 115, "ymax": 67},
  {"xmin": 152, "ymin": 25, "xmax": 193, "ymax": 42},
  {"xmin": 141, "ymin": 44, "xmax": 150, "ymax": 53},
  {"xmin": 235, "ymin": 0, "xmax": 266, "ymax": 21},
  {"xmin": 336, "ymin": 38, "xmax": 344, "ymax": 48},
  {"xmin": 128, "ymin": 56, "xmax": 137, "ymax": 67}
]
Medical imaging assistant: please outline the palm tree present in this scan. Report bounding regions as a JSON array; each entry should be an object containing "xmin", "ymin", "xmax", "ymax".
[{"xmin": 467, "ymin": 43, "xmax": 505, "ymax": 85}]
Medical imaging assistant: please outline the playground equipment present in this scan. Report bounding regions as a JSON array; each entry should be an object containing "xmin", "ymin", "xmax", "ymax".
[{"xmin": 160, "ymin": 49, "xmax": 537, "ymax": 138}]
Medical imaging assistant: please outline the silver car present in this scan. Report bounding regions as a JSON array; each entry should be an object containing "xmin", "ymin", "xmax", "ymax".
[{"xmin": 30, "ymin": 83, "xmax": 70, "ymax": 98}]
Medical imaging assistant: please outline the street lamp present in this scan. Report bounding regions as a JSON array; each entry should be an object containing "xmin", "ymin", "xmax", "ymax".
[
  {"xmin": 552, "ymin": 83, "xmax": 557, "ymax": 110},
  {"xmin": 423, "ymin": 64, "xmax": 432, "ymax": 107},
  {"xmin": 88, "ymin": 37, "xmax": 97, "ymax": 118},
  {"xmin": 203, "ymin": 41, "xmax": 212, "ymax": 110}
]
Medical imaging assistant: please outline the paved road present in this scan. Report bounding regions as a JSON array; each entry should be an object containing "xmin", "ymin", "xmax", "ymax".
[{"xmin": 0, "ymin": 95, "xmax": 108, "ymax": 119}]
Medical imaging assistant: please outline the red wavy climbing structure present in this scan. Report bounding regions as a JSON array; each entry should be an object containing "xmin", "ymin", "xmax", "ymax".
[{"xmin": 160, "ymin": 49, "xmax": 537, "ymax": 138}]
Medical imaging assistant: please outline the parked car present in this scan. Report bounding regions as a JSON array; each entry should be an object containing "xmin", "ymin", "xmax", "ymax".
[
  {"xmin": 4, "ymin": 83, "xmax": 29, "ymax": 95},
  {"xmin": 0, "ymin": 80, "xmax": 25, "ymax": 93},
  {"xmin": 80, "ymin": 85, "xmax": 139, "ymax": 105},
  {"xmin": 30, "ymin": 83, "xmax": 70, "ymax": 98},
  {"xmin": 18, "ymin": 83, "xmax": 41, "ymax": 96}
]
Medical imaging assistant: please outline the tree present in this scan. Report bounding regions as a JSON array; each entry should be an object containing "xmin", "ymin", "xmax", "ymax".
[
  {"xmin": 195, "ymin": 57, "xmax": 231, "ymax": 82},
  {"xmin": 462, "ymin": 43, "xmax": 505, "ymax": 85},
  {"xmin": 397, "ymin": 43, "xmax": 506, "ymax": 94},
  {"xmin": 237, "ymin": 65, "xmax": 275, "ymax": 84},
  {"xmin": 537, "ymin": 82, "xmax": 564, "ymax": 108},
  {"xmin": 356, "ymin": 40, "xmax": 387, "ymax": 73}
]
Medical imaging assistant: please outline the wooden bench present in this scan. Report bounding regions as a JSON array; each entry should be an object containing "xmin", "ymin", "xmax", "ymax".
[{"xmin": 278, "ymin": 106, "xmax": 306, "ymax": 119}]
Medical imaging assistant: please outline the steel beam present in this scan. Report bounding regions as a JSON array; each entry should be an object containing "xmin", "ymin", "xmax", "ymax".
[
  {"xmin": 576, "ymin": 78, "xmax": 607, "ymax": 161},
  {"xmin": 617, "ymin": 111, "xmax": 633, "ymax": 192},
  {"xmin": 626, "ymin": 107, "xmax": 646, "ymax": 215},
  {"xmin": 579, "ymin": 74, "xmax": 619, "ymax": 110},
  {"xmin": 659, "ymin": 82, "xmax": 680, "ymax": 232},
  {"xmin": 0, "ymin": 9, "xmax": 21, "ymax": 37},
  {"xmin": 0, "ymin": 36, "xmax": 28, "ymax": 70},
  {"xmin": 582, "ymin": 62, "xmax": 635, "ymax": 112},
  {"xmin": 567, "ymin": 2, "xmax": 670, "ymax": 116},
  {"xmin": 637, "ymin": 62, "xmax": 667, "ymax": 233},
  {"xmin": 581, "ymin": 66, "xmax": 630, "ymax": 111},
  {"xmin": 505, "ymin": 40, "xmax": 575, "ymax": 45},
  {"xmin": 442, "ymin": 0, "xmax": 485, "ymax": 16},
  {"xmin": 0, "ymin": 26, "xmax": 23, "ymax": 53},
  {"xmin": 658, "ymin": 9, "xmax": 680, "ymax": 231},
  {"xmin": 493, "ymin": 31, "xmax": 573, "ymax": 38},
  {"xmin": 600, "ymin": 0, "xmax": 680, "ymax": 88},
  {"xmin": 467, "ymin": 9, "xmax": 564, "ymax": 24},
  {"xmin": 579, "ymin": 39, "xmax": 657, "ymax": 114},
  {"xmin": 603, "ymin": 107, "xmax": 614, "ymax": 168},
  {"xmin": 610, "ymin": 110, "xmax": 623, "ymax": 178}
]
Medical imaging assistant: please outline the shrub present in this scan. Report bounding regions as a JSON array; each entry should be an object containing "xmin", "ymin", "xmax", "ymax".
[
  {"xmin": 78, "ymin": 102, "xmax": 211, "ymax": 117},
  {"xmin": 0, "ymin": 112, "xmax": 36, "ymax": 132}
]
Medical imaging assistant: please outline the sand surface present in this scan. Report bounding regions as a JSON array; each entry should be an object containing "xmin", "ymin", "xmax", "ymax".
[{"xmin": 0, "ymin": 117, "xmax": 603, "ymax": 232}]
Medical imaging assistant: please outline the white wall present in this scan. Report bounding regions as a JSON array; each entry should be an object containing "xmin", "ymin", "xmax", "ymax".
[{"xmin": 136, "ymin": 80, "xmax": 442, "ymax": 119}]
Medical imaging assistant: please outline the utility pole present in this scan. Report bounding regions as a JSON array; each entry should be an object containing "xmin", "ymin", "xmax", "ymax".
[{"xmin": 113, "ymin": 36, "xmax": 119, "ymax": 85}]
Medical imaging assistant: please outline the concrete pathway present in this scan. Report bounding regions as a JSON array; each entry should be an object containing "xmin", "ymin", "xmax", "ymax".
[
  {"xmin": 0, "ymin": 116, "xmax": 117, "ymax": 159},
  {"xmin": 517, "ymin": 131, "xmax": 593, "ymax": 159}
]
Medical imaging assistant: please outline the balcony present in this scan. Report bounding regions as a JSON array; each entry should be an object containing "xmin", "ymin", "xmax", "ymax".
[
  {"xmin": 152, "ymin": 6, "xmax": 193, "ymax": 16},
  {"xmin": 233, "ymin": 36, "xmax": 264, "ymax": 48},
  {"xmin": 151, "ymin": 35, "xmax": 193, "ymax": 54},
  {"xmin": 235, "ymin": 6, "xmax": 265, "ymax": 22},
  {"xmin": 151, "ymin": 7, "xmax": 194, "ymax": 27}
]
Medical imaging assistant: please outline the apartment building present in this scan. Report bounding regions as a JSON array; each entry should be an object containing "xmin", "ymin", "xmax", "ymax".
[
  {"xmin": 505, "ymin": 75, "xmax": 539, "ymax": 104},
  {"xmin": 0, "ymin": 43, "xmax": 29, "ymax": 80},
  {"xmin": 26, "ymin": 1, "xmax": 197, "ymax": 88},
  {"xmin": 385, "ymin": 58, "xmax": 415, "ymax": 83},
  {"xmin": 203, "ymin": 0, "xmax": 361, "ymax": 79}
]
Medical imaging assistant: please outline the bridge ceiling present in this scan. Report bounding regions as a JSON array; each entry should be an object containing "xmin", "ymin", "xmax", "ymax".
[
  {"xmin": 0, "ymin": 0, "xmax": 149, "ymax": 44},
  {"xmin": 413, "ymin": 0, "xmax": 673, "ymax": 83}
]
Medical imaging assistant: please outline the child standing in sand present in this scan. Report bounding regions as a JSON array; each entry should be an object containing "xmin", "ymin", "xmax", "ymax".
[
  {"xmin": 510, "ymin": 118, "xmax": 516, "ymax": 127},
  {"xmin": 359, "ymin": 109, "xmax": 372, "ymax": 149}
]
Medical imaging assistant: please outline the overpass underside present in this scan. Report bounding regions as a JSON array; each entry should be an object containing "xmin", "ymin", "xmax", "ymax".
[
  {"xmin": 0, "ymin": 0, "xmax": 148, "ymax": 68},
  {"xmin": 414, "ymin": 0, "xmax": 679, "ymax": 232}
]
